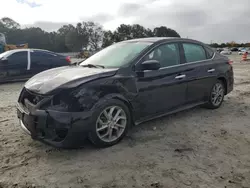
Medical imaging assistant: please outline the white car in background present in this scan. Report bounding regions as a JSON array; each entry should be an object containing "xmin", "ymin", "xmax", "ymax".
[
  {"xmin": 220, "ymin": 49, "xmax": 232, "ymax": 55},
  {"xmin": 238, "ymin": 49, "xmax": 250, "ymax": 55}
]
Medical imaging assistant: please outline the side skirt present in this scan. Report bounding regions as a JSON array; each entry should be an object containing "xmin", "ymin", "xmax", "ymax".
[{"xmin": 134, "ymin": 101, "xmax": 206, "ymax": 126}]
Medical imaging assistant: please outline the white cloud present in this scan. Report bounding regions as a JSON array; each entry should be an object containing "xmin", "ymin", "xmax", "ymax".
[
  {"xmin": 1, "ymin": 0, "xmax": 250, "ymax": 42},
  {"xmin": 0, "ymin": 0, "xmax": 143, "ymax": 25}
]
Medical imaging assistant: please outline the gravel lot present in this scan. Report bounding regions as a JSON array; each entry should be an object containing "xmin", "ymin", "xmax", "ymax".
[{"xmin": 0, "ymin": 54, "xmax": 250, "ymax": 188}]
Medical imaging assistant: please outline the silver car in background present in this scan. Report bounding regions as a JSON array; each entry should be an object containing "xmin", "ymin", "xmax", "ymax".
[{"xmin": 220, "ymin": 49, "xmax": 232, "ymax": 55}]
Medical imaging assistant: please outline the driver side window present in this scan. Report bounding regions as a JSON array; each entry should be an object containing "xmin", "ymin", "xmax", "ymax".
[{"xmin": 142, "ymin": 43, "xmax": 180, "ymax": 68}]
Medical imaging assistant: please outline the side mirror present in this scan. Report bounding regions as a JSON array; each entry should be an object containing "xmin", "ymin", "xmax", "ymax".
[{"xmin": 141, "ymin": 60, "xmax": 160, "ymax": 71}]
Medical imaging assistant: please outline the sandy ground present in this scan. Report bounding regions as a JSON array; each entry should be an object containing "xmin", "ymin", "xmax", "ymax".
[{"xmin": 0, "ymin": 54, "xmax": 250, "ymax": 188}]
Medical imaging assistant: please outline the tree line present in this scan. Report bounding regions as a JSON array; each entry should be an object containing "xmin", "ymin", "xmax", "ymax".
[
  {"xmin": 0, "ymin": 17, "xmax": 181, "ymax": 52},
  {"xmin": 210, "ymin": 42, "xmax": 250, "ymax": 48}
]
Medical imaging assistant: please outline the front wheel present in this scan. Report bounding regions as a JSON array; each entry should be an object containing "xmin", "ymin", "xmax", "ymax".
[
  {"xmin": 204, "ymin": 80, "xmax": 225, "ymax": 109},
  {"xmin": 88, "ymin": 99, "xmax": 131, "ymax": 147}
]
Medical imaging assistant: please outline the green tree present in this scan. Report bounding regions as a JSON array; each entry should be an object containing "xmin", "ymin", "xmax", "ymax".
[
  {"xmin": 210, "ymin": 43, "xmax": 219, "ymax": 48},
  {"xmin": 82, "ymin": 22, "xmax": 104, "ymax": 51},
  {"xmin": 0, "ymin": 17, "xmax": 182, "ymax": 52},
  {"xmin": 0, "ymin": 17, "xmax": 20, "ymax": 29},
  {"xmin": 102, "ymin": 30, "xmax": 114, "ymax": 48},
  {"xmin": 153, "ymin": 26, "xmax": 180, "ymax": 37}
]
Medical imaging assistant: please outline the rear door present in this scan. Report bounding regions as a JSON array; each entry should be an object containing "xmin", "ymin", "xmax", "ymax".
[
  {"xmin": 181, "ymin": 42, "xmax": 217, "ymax": 104},
  {"xmin": 49, "ymin": 53, "xmax": 69, "ymax": 68},
  {"xmin": 3, "ymin": 51, "xmax": 29, "ymax": 80},
  {"xmin": 30, "ymin": 50, "xmax": 54, "ymax": 74},
  {"xmin": 30, "ymin": 50, "xmax": 68, "ymax": 75}
]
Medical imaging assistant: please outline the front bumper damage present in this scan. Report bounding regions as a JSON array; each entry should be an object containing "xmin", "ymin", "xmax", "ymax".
[{"xmin": 16, "ymin": 92, "xmax": 92, "ymax": 148}]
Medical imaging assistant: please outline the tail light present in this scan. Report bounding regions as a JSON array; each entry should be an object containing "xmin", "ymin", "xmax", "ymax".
[
  {"xmin": 66, "ymin": 56, "xmax": 71, "ymax": 63},
  {"xmin": 228, "ymin": 60, "xmax": 233, "ymax": 65}
]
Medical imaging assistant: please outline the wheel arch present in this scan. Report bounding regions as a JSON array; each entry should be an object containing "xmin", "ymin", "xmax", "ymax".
[
  {"xmin": 91, "ymin": 93, "xmax": 135, "ymax": 124},
  {"xmin": 113, "ymin": 95, "xmax": 135, "ymax": 125},
  {"xmin": 217, "ymin": 76, "xmax": 227, "ymax": 95}
]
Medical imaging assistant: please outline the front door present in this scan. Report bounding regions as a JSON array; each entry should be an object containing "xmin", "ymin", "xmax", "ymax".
[
  {"xmin": 134, "ymin": 42, "xmax": 188, "ymax": 120},
  {"xmin": 4, "ymin": 51, "xmax": 29, "ymax": 81}
]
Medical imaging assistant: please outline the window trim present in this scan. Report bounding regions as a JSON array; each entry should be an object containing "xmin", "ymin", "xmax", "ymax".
[
  {"xmin": 31, "ymin": 50, "xmax": 57, "ymax": 57},
  {"xmin": 134, "ymin": 41, "xmax": 215, "ymax": 72}
]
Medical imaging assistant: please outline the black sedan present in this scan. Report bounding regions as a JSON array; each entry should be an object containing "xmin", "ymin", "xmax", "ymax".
[
  {"xmin": 0, "ymin": 49, "xmax": 71, "ymax": 83},
  {"xmin": 16, "ymin": 37, "xmax": 234, "ymax": 148}
]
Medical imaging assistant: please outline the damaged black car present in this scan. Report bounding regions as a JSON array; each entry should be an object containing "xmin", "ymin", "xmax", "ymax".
[{"xmin": 16, "ymin": 37, "xmax": 234, "ymax": 148}]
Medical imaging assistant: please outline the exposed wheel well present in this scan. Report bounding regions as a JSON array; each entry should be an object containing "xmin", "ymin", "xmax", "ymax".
[{"xmin": 218, "ymin": 77, "xmax": 227, "ymax": 95}]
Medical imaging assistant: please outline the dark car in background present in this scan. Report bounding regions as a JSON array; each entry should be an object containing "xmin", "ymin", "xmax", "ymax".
[
  {"xmin": 0, "ymin": 49, "xmax": 71, "ymax": 83},
  {"xmin": 16, "ymin": 37, "xmax": 234, "ymax": 148},
  {"xmin": 231, "ymin": 47, "xmax": 239, "ymax": 52}
]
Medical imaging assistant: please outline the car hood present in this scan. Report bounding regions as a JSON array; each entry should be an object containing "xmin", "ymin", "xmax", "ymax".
[{"xmin": 25, "ymin": 66, "xmax": 118, "ymax": 94}]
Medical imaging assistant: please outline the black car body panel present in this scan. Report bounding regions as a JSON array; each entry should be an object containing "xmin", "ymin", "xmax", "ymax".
[
  {"xmin": 0, "ymin": 49, "xmax": 70, "ymax": 83},
  {"xmin": 24, "ymin": 66, "xmax": 118, "ymax": 94},
  {"xmin": 16, "ymin": 37, "xmax": 234, "ymax": 148}
]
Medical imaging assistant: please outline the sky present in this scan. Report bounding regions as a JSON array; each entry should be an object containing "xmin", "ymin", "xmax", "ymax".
[{"xmin": 1, "ymin": 0, "xmax": 250, "ymax": 43}]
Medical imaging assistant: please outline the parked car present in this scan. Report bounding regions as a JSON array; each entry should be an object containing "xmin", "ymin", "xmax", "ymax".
[
  {"xmin": 16, "ymin": 37, "xmax": 234, "ymax": 148},
  {"xmin": 220, "ymin": 49, "xmax": 232, "ymax": 55},
  {"xmin": 216, "ymin": 48, "xmax": 223, "ymax": 53},
  {"xmin": 231, "ymin": 47, "xmax": 239, "ymax": 52},
  {"xmin": 238, "ymin": 49, "xmax": 250, "ymax": 55},
  {"xmin": 0, "ymin": 49, "xmax": 71, "ymax": 83}
]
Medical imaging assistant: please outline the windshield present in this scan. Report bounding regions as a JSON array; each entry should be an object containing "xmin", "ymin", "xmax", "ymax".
[
  {"xmin": 0, "ymin": 51, "xmax": 11, "ymax": 59},
  {"xmin": 80, "ymin": 42, "xmax": 152, "ymax": 68}
]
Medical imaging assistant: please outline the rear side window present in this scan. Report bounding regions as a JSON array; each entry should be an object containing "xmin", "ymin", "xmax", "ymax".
[
  {"xmin": 8, "ymin": 51, "xmax": 27, "ymax": 61},
  {"xmin": 32, "ymin": 51, "xmax": 57, "ymax": 58},
  {"xmin": 183, "ymin": 43, "xmax": 206, "ymax": 63}
]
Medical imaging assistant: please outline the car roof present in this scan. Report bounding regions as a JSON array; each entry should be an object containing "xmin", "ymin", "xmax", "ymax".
[
  {"xmin": 6, "ymin": 48, "xmax": 53, "ymax": 53},
  {"xmin": 1, "ymin": 48, "xmax": 60, "ymax": 58},
  {"xmin": 123, "ymin": 37, "xmax": 179, "ymax": 43},
  {"xmin": 122, "ymin": 37, "xmax": 204, "ymax": 45}
]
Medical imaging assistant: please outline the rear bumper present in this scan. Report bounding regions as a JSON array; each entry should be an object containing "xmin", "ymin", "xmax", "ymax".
[{"xmin": 16, "ymin": 102, "xmax": 92, "ymax": 148}]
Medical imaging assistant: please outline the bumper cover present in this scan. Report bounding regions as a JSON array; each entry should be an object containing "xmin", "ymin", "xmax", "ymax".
[{"xmin": 16, "ymin": 101, "xmax": 92, "ymax": 148}]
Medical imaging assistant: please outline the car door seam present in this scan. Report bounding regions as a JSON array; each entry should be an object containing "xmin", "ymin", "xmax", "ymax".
[{"xmin": 27, "ymin": 50, "xmax": 31, "ymax": 70}]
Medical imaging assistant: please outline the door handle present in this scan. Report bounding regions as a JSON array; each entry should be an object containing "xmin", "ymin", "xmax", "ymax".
[
  {"xmin": 207, "ymin": 68, "xmax": 215, "ymax": 73},
  {"xmin": 175, "ymin": 74, "xmax": 186, "ymax": 79}
]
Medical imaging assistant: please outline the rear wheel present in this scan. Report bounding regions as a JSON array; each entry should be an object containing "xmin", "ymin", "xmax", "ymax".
[
  {"xmin": 205, "ymin": 80, "xmax": 225, "ymax": 109},
  {"xmin": 88, "ymin": 99, "xmax": 131, "ymax": 147}
]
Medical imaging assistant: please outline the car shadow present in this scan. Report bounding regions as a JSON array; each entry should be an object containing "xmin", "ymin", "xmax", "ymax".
[{"xmin": 30, "ymin": 96, "xmax": 246, "ymax": 160}]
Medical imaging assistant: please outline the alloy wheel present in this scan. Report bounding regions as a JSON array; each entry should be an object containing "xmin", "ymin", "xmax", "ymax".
[
  {"xmin": 211, "ymin": 83, "xmax": 224, "ymax": 106},
  {"xmin": 96, "ymin": 106, "xmax": 127, "ymax": 143}
]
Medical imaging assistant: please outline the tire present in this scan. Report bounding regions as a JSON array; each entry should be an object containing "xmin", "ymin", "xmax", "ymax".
[
  {"xmin": 204, "ymin": 80, "xmax": 225, "ymax": 109},
  {"xmin": 88, "ymin": 99, "xmax": 131, "ymax": 147}
]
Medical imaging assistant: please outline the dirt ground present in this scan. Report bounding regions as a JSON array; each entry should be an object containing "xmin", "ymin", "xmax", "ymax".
[{"xmin": 0, "ymin": 54, "xmax": 250, "ymax": 188}]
